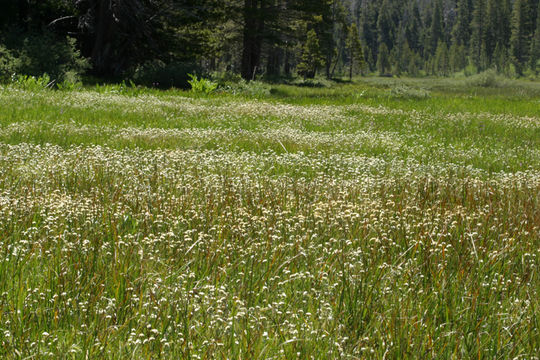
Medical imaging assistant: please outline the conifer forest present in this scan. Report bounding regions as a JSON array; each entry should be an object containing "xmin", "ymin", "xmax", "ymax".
[{"xmin": 1, "ymin": 0, "xmax": 540, "ymax": 83}]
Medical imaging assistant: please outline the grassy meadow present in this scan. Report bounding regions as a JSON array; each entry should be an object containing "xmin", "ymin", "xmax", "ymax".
[{"xmin": 0, "ymin": 77, "xmax": 539, "ymax": 359}]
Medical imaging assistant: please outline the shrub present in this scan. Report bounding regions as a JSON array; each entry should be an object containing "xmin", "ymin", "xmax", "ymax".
[
  {"xmin": 131, "ymin": 61, "xmax": 201, "ymax": 89},
  {"xmin": 187, "ymin": 73, "xmax": 218, "ymax": 95},
  {"xmin": 0, "ymin": 45, "xmax": 20, "ymax": 82},
  {"xmin": 466, "ymin": 69, "xmax": 506, "ymax": 88},
  {"xmin": 93, "ymin": 80, "xmax": 142, "ymax": 96},
  {"xmin": 212, "ymin": 71, "xmax": 243, "ymax": 87},
  {"xmin": 290, "ymin": 78, "xmax": 333, "ymax": 88},
  {"xmin": 0, "ymin": 31, "xmax": 89, "ymax": 84},
  {"xmin": 10, "ymin": 73, "xmax": 53, "ymax": 91},
  {"xmin": 389, "ymin": 84, "xmax": 431, "ymax": 99},
  {"xmin": 210, "ymin": 72, "xmax": 272, "ymax": 97},
  {"xmin": 56, "ymin": 71, "xmax": 83, "ymax": 91},
  {"xmin": 219, "ymin": 79, "xmax": 271, "ymax": 97}
]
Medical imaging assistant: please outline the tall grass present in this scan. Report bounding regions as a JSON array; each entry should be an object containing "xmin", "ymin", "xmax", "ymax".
[{"xmin": 0, "ymin": 78, "xmax": 538, "ymax": 358}]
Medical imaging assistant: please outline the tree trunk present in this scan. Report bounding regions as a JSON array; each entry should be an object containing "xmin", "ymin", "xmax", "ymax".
[
  {"xmin": 330, "ymin": 42, "xmax": 344, "ymax": 78},
  {"xmin": 91, "ymin": 0, "xmax": 116, "ymax": 76},
  {"xmin": 284, "ymin": 47, "xmax": 290, "ymax": 76},
  {"xmin": 325, "ymin": 54, "xmax": 332, "ymax": 79},
  {"xmin": 241, "ymin": 0, "xmax": 264, "ymax": 80},
  {"xmin": 266, "ymin": 46, "xmax": 281, "ymax": 77}
]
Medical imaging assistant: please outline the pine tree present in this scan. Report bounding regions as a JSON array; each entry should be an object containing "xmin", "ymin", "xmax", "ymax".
[
  {"xmin": 376, "ymin": 42, "xmax": 391, "ymax": 75},
  {"xmin": 470, "ymin": 0, "xmax": 487, "ymax": 71},
  {"xmin": 346, "ymin": 23, "xmax": 365, "ymax": 79},
  {"xmin": 429, "ymin": 0, "xmax": 444, "ymax": 55},
  {"xmin": 405, "ymin": 1, "xmax": 423, "ymax": 53},
  {"xmin": 485, "ymin": 0, "xmax": 499, "ymax": 61},
  {"xmin": 394, "ymin": 26, "xmax": 410, "ymax": 75},
  {"xmin": 510, "ymin": 0, "xmax": 532, "ymax": 74},
  {"xmin": 494, "ymin": 42, "xmax": 510, "ymax": 74},
  {"xmin": 377, "ymin": 0, "xmax": 394, "ymax": 50},
  {"xmin": 531, "ymin": 2, "xmax": 540, "ymax": 72},
  {"xmin": 434, "ymin": 40, "xmax": 450, "ymax": 76},
  {"xmin": 315, "ymin": 0, "xmax": 339, "ymax": 79},
  {"xmin": 502, "ymin": 0, "xmax": 513, "ymax": 44},
  {"xmin": 363, "ymin": 45, "xmax": 375, "ymax": 72},
  {"xmin": 398, "ymin": 40, "xmax": 414, "ymax": 75},
  {"xmin": 328, "ymin": 0, "xmax": 350, "ymax": 79},
  {"xmin": 297, "ymin": 29, "xmax": 325, "ymax": 79},
  {"xmin": 452, "ymin": 0, "xmax": 472, "ymax": 46},
  {"xmin": 358, "ymin": 0, "xmax": 378, "ymax": 70},
  {"xmin": 407, "ymin": 50, "xmax": 421, "ymax": 76},
  {"xmin": 449, "ymin": 43, "xmax": 467, "ymax": 72}
]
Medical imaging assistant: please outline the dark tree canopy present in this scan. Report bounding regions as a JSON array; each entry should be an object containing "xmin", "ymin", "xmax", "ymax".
[{"xmin": 2, "ymin": 0, "xmax": 540, "ymax": 84}]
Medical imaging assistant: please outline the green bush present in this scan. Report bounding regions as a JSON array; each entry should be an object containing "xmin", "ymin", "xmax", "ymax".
[
  {"xmin": 10, "ymin": 73, "xmax": 53, "ymax": 91},
  {"xmin": 212, "ymin": 71, "xmax": 243, "ymax": 86},
  {"xmin": 56, "ymin": 71, "xmax": 83, "ymax": 91},
  {"xmin": 1, "ymin": 31, "xmax": 89, "ymax": 83},
  {"xmin": 466, "ymin": 69, "xmax": 506, "ymax": 88},
  {"xmin": 131, "ymin": 61, "xmax": 201, "ymax": 89},
  {"xmin": 219, "ymin": 79, "xmax": 271, "ymax": 97},
  {"xmin": 187, "ymin": 73, "xmax": 218, "ymax": 95},
  {"xmin": 389, "ymin": 83, "xmax": 431, "ymax": 99},
  {"xmin": 0, "ymin": 45, "xmax": 20, "ymax": 82},
  {"xmin": 290, "ymin": 78, "xmax": 333, "ymax": 88},
  {"xmin": 93, "ymin": 80, "xmax": 143, "ymax": 96}
]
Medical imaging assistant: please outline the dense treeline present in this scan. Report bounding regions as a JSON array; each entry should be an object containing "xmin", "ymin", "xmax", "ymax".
[{"xmin": 1, "ymin": 0, "xmax": 540, "ymax": 86}]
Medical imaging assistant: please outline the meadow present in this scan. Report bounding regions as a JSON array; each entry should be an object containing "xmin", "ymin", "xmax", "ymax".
[{"xmin": 0, "ymin": 77, "xmax": 539, "ymax": 359}]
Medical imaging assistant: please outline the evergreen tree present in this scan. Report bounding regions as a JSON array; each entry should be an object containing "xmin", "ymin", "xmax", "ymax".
[
  {"xmin": 2, "ymin": 0, "xmax": 540, "ymax": 81},
  {"xmin": 376, "ymin": 42, "xmax": 391, "ymax": 75},
  {"xmin": 346, "ymin": 23, "xmax": 365, "ymax": 79},
  {"xmin": 398, "ymin": 40, "xmax": 414, "ymax": 75},
  {"xmin": 452, "ymin": 0, "xmax": 472, "ymax": 46},
  {"xmin": 494, "ymin": 42, "xmax": 510, "ymax": 73},
  {"xmin": 470, "ymin": 0, "xmax": 487, "ymax": 70},
  {"xmin": 358, "ymin": 0, "xmax": 378, "ymax": 70},
  {"xmin": 394, "ymin": 26, "xmax": 410, "ymax": 75},
  {"xmin": 531, "ymin": 2, "xmax": 540, "ymax": 72},
  {"xmin": 449, "ymin": 43, "xmax": 467, "ymax": 72},
  {"xmin": 485, "ymin": 0, "xmax": 499, "ymax": 61},
  {"xmin": 407, "ymin": 51, "xmax": 421, "ymax": 76},
  {"xmin": 429, "ymin": 0, "xmax": 445, "ymax": 55},
  {"xmin": 312, "ymin": 0, "xmax": 338, "ymax": 78},
  {"xmin": 377, "ymin": 0, "xmax": 394, "ymax": 50},
  {"xmin": 434, "ymin": 40, "xmax": 450, "ymax": 75},
  {"xmin": 329, "ymin": 0, "xmax": 350, "ymax": 78},
  {"xmin": 502, "ymin": 0, "xmax": 513, "ymax": 45},
  {"xmin": 405, "ymin": 1, "xmax": 423, "ymax": 53},
  {"xmin": 510, "ymin": 0, "xmax": 533, "ymax": 74},
  {"xmin": 363, "ymin": 44, "xmax": 375, "ymax": 72},
  {"xmin": 297, "ymin": 29, "xmax": 325, "ymax": 78}
]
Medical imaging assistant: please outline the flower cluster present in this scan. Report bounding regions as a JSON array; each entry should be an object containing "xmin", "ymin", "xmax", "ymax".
[{"xmin": 0, "ymin": 87, "xmax": 538, "ymax": 358}]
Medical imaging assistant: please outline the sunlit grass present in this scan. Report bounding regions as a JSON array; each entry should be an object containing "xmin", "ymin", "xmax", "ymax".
[{"xmin": 0, "ymin": 78, "xmax": 538, "ymax": 359}]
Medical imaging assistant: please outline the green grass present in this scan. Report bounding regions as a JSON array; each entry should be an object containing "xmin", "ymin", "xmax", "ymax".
[{"xmin": 0, "ymin": 77, "xmax": 539, "ymax": 359}]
